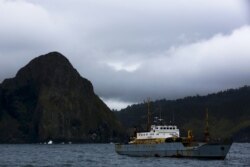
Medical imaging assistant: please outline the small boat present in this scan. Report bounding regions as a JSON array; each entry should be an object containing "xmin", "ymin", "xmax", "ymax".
[
  {"xmin": 115, "ymin": 105, "xmax": 232, "ymax": 159},
  {"xmin": 47, "ymin": 140, "xmax": 53, "ymax": 145}
]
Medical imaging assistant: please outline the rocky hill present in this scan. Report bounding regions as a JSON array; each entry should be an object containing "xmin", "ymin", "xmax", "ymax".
[
  {"xmin": 115, "ymin": 86, "xmax": 250, "ymax": 142},
  {"xmin": 0, "ymin": 52, "xmax": 123, "ymax": 143}
]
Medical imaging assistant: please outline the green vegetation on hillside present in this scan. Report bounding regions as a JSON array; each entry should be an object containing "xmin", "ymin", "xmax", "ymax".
[{"xmin": 115, "ymin": 86, "xmax": 250, "ymax": 142}]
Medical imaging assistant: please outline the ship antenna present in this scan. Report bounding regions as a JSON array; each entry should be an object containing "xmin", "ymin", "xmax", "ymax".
[
  {"xmin": 158, "ymin": 107, "xmax": 163, "ymax": 125},
  {"xmin": 172, "ymin": 110, "xmax": 175, "ymax": 124},
  {"xmin": 145, "ymin": 97, "xmax": 151, "ymax": 131},
  {"xmin": 204, "ymin": 108, "xmax": 210, "ymax": 142}
]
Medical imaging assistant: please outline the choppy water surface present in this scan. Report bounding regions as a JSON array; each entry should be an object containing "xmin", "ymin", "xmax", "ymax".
[{"xmin": 0, "ymin": 143, "xmax": 249, "ymax": 167}]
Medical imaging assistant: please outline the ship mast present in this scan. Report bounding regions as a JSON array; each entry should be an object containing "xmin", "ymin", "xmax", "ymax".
[
  {"xmin": 159, "ymin": 108, "xmax": 163, "ymax": 125},
  {"xmin": 204, "ymin": 108, "xmax": 210, "ymax": 142},
  {"xmin": 145, "ymin": 98, "xmax": 151, "ymax": 131}
]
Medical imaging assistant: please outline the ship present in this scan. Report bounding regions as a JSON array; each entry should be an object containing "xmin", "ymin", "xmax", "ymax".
[{"xmin": 115, "ymin": 103, "xmax": 232, "ymax": 159}]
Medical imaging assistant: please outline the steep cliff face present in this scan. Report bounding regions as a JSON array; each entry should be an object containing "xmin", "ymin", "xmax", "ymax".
[{"xmin": 0, "ymin": 52, "xmax": 123, "ymax": 143}]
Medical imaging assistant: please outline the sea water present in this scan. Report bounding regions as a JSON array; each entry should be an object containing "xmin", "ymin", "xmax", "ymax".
[{"xmin": 0, "ymin": 143, "xmax": 249, "ymax": 167}]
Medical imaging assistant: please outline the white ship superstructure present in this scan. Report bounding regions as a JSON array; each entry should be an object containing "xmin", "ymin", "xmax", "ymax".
[{"xmin": 136, "ymin": 125, "xmax": 180, "ymax": 140}]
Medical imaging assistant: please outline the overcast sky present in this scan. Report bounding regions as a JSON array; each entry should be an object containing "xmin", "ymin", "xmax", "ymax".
[{"xmin": 0, "ymin": 0, "xmax": 250, "ymax": 110}]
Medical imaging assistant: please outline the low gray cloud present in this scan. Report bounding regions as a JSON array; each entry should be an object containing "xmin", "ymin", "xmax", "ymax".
[
  {"xmin": 90, "ymin": 26, "xmax": 250, "ymax": 102},
  {"xmin": 0, "ymin": 0, "xmax": 249, "ymax": 109}
]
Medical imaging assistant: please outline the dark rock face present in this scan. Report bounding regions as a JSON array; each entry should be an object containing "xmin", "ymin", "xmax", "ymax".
[{"xmin": 0, "ymin": 52, "xmax": 123, "ymax": 143}]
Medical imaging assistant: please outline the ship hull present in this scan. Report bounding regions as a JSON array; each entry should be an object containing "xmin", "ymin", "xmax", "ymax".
[{"xmin": 115, "ymin": 142, "xmax": 232, "ymax": 159}]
